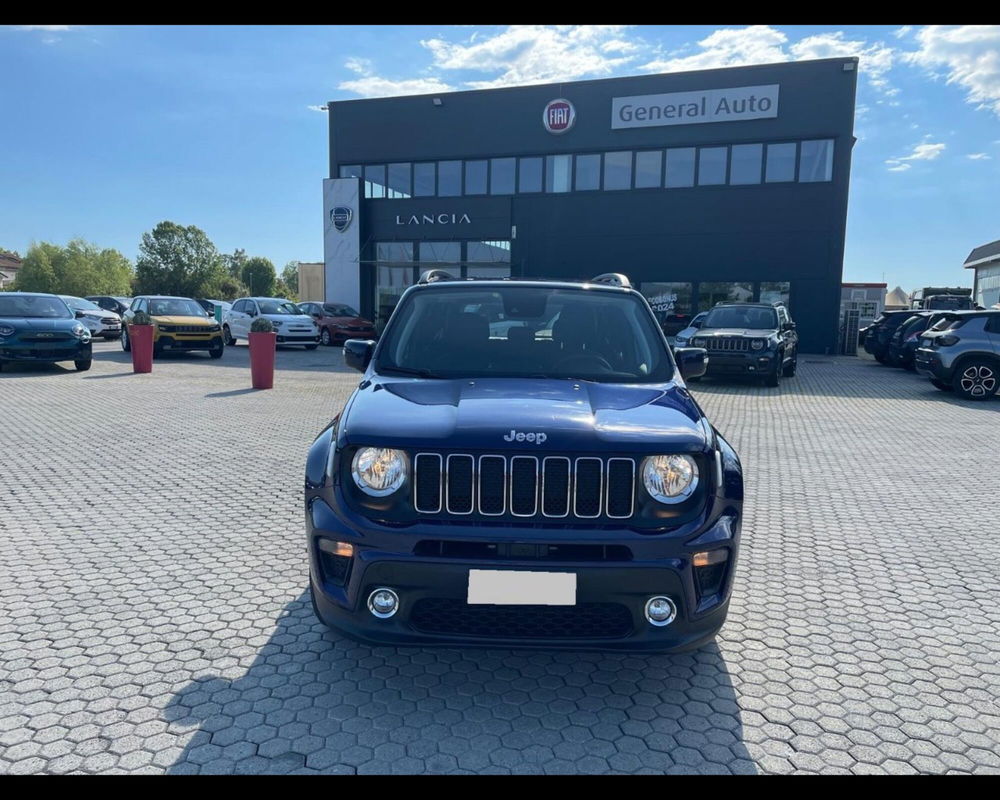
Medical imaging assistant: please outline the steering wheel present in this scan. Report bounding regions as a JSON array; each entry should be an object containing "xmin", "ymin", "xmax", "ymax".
[{"xmin": 558, "ymin": 353, "xmax": 615, "ymax": 372}]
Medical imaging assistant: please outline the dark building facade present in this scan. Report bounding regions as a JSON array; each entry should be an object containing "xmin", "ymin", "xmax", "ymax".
[{"xmin": 325, "ymin": 57, "xmax": 858, "ymax": 353}]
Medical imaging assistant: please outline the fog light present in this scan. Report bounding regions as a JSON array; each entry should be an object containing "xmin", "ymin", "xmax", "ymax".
[
  {"xmin": 367, "ymin": 588, "xmax": 399, "ymax": 619},
  {"xmin": 692, "ymin": 550, "xmax": 727, "ymax": 567},
  {"xmin": 644, "ymin": 596, "xmax": 677, "ymax": 627},
  {"xmin": 318, "ymin": 540, "xmax": 354, "ymax": 558}
]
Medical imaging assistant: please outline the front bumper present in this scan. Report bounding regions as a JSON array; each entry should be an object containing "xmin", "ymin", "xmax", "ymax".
[
  {"xmin": 276, "ymin": 333, "xmax": 320, "ymax": 344},
  {"xmin": 702, "ymin": 351, "xmax": 776, "ymax": 377},
  {"xmin": 306, "ymin": 495, "xmax": 739, "ymax": 653},
  {"xmin": 155, "ymin": 334, "xmax": 223, "ymax": 351},
  {"xmin": 0, "ymin": 340, "xmax": 92, "ymax": 363}
]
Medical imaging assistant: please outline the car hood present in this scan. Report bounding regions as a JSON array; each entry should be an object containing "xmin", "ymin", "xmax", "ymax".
[
  {"xmin": 264, "ymin": 314, "xmax": 314, "ymax": 324},
  {"xmin": 151, "ymin": 315, "xmax": 216, "ymax": 325},
  {"xmin": 0, "ymin": 317, "xmax": 79, "ymax": 331},
  {"xmin": 695, "ymin": 328, "xmax": 775, "ymax": 337},
  {"xmin": 340, "ymin": 378, "xmax": 709, "ymax": 453}
]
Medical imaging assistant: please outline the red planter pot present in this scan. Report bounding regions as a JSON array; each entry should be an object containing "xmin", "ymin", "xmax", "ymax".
[
  {"xmin": 248, "ymin": 331, "xmax": 277, "ymax": 389},
  {"xmin": 129, "ymin": 324, "xmax": 154, "ymax": 374}
]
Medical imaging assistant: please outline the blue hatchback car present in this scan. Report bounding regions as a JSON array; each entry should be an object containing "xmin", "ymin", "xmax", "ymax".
[
  {"xmin": 0, "ymin": 292, "xmax": 94, "ymax": 372},
  {"xmin": 304, "ymin": 273, "xmax": 743, "ymax": 653}
]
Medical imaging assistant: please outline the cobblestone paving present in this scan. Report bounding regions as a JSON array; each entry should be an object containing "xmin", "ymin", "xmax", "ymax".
[{"xmin": 1, "ymin": 342, "xmax": 999, "ymax": 774}]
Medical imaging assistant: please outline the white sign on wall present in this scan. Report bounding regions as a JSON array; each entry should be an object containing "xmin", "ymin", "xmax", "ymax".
[
  {"xmin": 322, "ymin": 177, "xmax": 361, "ymax": 309},
  {"xmin": 611, "ymin": 84, "xmax": 779, "ymax": 129}
]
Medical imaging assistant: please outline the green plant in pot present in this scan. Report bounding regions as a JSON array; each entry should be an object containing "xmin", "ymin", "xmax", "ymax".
[
  {"xmin": 250, "ymin": 317, "xmax": 275, "ymax": 333},
  {"xmin": 131, "ymin": 310, "xmax": 152, "ymax": 326},
  {"xmin": 248, "ymin": 315, "xmax": 277, "ymax": 389},
  {"xmin": 126, "ymin": 309, "xmax": 155, "ymax": 373}
]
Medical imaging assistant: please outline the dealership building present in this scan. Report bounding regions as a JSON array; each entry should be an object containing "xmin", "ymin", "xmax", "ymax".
[{"xmin": 323, "ymin": 57, "xmax": 858, "ymax": 353}]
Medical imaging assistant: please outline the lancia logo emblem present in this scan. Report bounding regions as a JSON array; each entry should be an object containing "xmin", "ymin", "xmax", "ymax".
[
  {"xmin": 331, "ymin": 206, "xmax": 353, "ymax": 233},
  {"xmin": 543, "ymin": 98, "xmax": 575, "ymax": 135}
]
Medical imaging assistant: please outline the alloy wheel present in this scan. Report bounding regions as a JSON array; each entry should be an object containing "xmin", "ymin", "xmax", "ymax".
[{"xmin": 959, "ymin": 364, "xmax": 997, "ymax": 398}]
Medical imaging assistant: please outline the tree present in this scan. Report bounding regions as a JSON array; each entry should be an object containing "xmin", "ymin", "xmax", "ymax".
[
  {"xmin": 135, "ymin": 221, "xmax": 227, "ymax": 298},
  {"xmin": 13, "ymin": 239, "xmax": 132, "ymax": 296},
  {"xmin": 274, "ymin": 278, "xmax": 292, "ymax": 300},
  {"xmin": 240, "ymin": 256, "xmax": 276, "ymax": 297},
  {"xmin": 208, "ymin": 275, "xmax": 249, "ymax": 301},
  {"xmin": 281, "ymin": 261, "xmax": 300, "ymax": 299},
  {"xmin": 222, "ymin": 248, "xmax": 248, "ymax": 280}
]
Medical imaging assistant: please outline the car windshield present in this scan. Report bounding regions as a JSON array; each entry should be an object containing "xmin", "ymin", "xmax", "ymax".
[
  {"xmin": 258, "ymin": 300, "xmax": 301, "ymax": 315},
  {"xmin": 702, "ymin": 306, "xmax": 778, "ymax": 330},
  {"xmin": 62, "ymin": 296, "xmax": 102, "ymax": 312},
  {"xmin": 324, "ymin": 304, "xmax": 359, "ymax": 317},
  {"xmin": 0, "ymin": 295, "xmax": 72, "ymax": 319},
  {"xmin": 376, "ymin": 286, "xmax": 673, "ymax": 383},
  {"xmin": 148, "ymin": 298, "xmax": 206, "ymax": 317}
]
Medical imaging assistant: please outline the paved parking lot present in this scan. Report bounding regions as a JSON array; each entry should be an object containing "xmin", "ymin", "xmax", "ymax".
[{"xmin": 2, "ymin": 341, "xmax": 999, "ymax": 774}]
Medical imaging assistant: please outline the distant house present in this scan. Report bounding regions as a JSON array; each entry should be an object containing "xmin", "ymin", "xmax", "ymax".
[
  {"xmin": 0, "ymin": 252, "xmax": 22, "ymax": 288},
  {"xmin": 963, "ymin": 239, "xmax": 1000, "ymax": 308}
]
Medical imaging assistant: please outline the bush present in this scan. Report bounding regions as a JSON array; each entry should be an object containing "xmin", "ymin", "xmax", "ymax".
[
  {"xmin": 250, "ymin": 317, "xmax": 275, "ymax": 333},
  {"xmin": 131, "ymin": 310, "xmax": 152, "ymax": 326}
]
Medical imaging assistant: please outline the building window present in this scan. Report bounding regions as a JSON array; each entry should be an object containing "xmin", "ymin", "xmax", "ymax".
[
  {"xmin": 387, "ymin": 163, "xmax": 411, "ymax": 198},
  {"xmin": 490, "ymin": 158, "xmax": 516, "ymax": 195},
  {"xmin": 698, "ymin": 147, "xmax": 728, "ymax": 186},
  {"xmin": 574, "ymin": 154, "xmax": 601, "ymax": 191},
  {"xmin": 545, "ymin": 155, "xmax": 572, "ymax": 193},
  {"xmin": 759, "ymin": 281, "xmax": 791, "ymax": 307},
  {"xmin": 665, "ymin": 148, "xmax": 696, "ymax": 187},
  {"xmin": 467, "ymin": 240, "xmax": 512, "ymax": 278},
  {"xmin": 438, "ymin": 160, "xmax": 462, "ymax": 196},
  {"xmin": 364, "ymin": 164, "xmax": 386, "ymax": 199},
  {"xmin": 765, "ymin": 143, "xmax": 797, "ymax": 183},
  {"xmin": 699, "ymin": 281, "xmax": 754, "ymax": 310},
  {"xmin": 635, "ymin": 151, "xmax": 663, "ymax": 188},
  {"xmin": 375, "ymin": 242, "xmax": 415, "ymax": 329},
  {"xmin": 799, "ymin": 139, "xmax": 834, "ymax": 182},
  {"xmin": 603, "ymin": 151, "xmax": 632, "ymax": 190},
  {"xmin": 518, "ymin": 157, "xmax": 543, "ymax": 193},
  {"xmin": 339, "ymin": 165, "xmax": 362, "ymax": 179},
  {"xmin": 464, "ymin": 160, "xmax": 488, "ymax": 195},
  {"xmin": 419, "ymin": 241, "xmax": 461, "ymax": 264},
  {"xmin": 640, "ymin": 282, "xmax": 694, "ymax": 334},
  {"xmin": 729, "ymin": 144, "xmax": 763, "ymax": 185},
  {"xmin": 414, "ymin": 163, "xmax": 435, "ymax": 196}
]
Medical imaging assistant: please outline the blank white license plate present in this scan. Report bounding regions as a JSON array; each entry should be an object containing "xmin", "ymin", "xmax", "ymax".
[{"xmin": 467, "ymin": 569, "xmax": 576, "ymax": 606}]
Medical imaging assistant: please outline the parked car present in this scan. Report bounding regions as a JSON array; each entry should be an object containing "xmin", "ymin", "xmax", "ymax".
[
  {"xmin": 60, "ymin": 295, "xmax": 122, "ymax": 340},
  {"xmin": 0, "ymin": 292, "xmax": 93, "ymax": 372},
  {"xmin": 863, "ymin": 310, "xmax": 922, "ymax": 364},
  {"xmin": 659, "ymin": 311, "xmax": 695, "ymax": 337},
  {"xmin": 689, "ymin": 302, "xmax": 798, "ymax": 386},
  {"xmin": 297, "ymin": 301, "xmax": 377, "ymax": 347},
  {"xmin": 672, "ymin": 311, "xmax": 707, "ymax": 347},
  {"xmin": 86, "ymin": 295, "xmax": 132, "ymax": 316},
  {"xmin": 915, "ymin": 310, "xmax": 1000, "ymax": 400},
  {"xmin": 304, "ymin": 271, "xmax": 739, "ymax": 653},
  {"xmin": 886, "ymin": 311, "xmax": 949, "ymax": 370},
  {"xmin": 223, "ymin": 297, "xmax": 320, "ymax": 348},
  {"xmin": 121, "ymin": 295, "xmax": 224, "ymax": 358},
  {"xmin": 196, "ymin": 298, "xmax": 232, "ymax": 320}
]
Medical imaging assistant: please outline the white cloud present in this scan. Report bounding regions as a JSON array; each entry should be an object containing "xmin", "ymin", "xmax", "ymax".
[
  {"xmin": 306, "ymin": 105, "xmax": 327, "ymax": 113},
  {"xmin": 338, "ymin": 75, "xmax": 455, "ymax": 99},
  {"xmin": 893, "ymin": 26, "xmax": 913, "ymax": 39},
  {"xmin": 11, "ymin": 25, "xmax": 72, "ymax": 31},
  {"xmin": 906, "ymin": 26, "xmax": 1000, "ymax": 116},
  {"xmin": 967, "ymin": 152, "xmax": 991, "ymax": 159},
  {"xmin": 885, "ymin": 141, "xmax": 947, "ymax": 171},
  {"xmin": 421, "ymin": 25, "xmax": 638, "ymax": 90}
]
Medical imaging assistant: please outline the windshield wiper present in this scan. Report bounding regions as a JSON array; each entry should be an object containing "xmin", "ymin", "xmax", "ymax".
[{"xmin": 377, "ymin": 365, "xmax": 443, "ymax": 379}]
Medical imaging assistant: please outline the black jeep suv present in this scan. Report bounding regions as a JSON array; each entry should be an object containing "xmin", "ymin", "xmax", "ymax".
[
  {"xmin": 304, "ymin": 272, "xmax": 744, "ymax": 652},
  {"xmin": 689, "ymin": 302, "xmax": 798, "ymax": 386}
]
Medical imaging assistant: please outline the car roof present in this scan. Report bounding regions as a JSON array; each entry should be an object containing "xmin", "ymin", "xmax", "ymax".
[
  {"xmin": 408, "ymin": 279, "xmax": 633, "ymax": 295},
  {"xmin": 136, "ymin": 295, "xmax": 196, "ymax": 300}
]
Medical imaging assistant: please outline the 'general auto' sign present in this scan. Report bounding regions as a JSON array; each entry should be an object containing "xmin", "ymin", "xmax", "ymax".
[{"xmin": 611, "ymin": 84, "xmax": 779, "ymax": 129}]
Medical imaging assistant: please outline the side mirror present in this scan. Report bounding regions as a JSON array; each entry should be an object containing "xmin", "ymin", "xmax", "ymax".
[
  {"xmin": 75, "ymin": 310, "xmax": 86, "ymax": 318},
  {"xmin": 691, "ymin": 319, "xmax": 703, "ymax": 329},
  {"xmin": 674, "ymin": 347, "xmax": 708, "ymax": 380},
  {"xmin": 783, "ymin": 321, "xmax": 796, "ymax": 331},
  {"xmin": 344, "ymin": 339, "xmax": 376, "ymax": 373}
]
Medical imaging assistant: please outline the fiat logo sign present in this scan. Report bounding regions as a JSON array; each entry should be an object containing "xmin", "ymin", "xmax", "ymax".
[{"xmin": 543, "ymin": 98, "xmax": 575, "ymax": 135}]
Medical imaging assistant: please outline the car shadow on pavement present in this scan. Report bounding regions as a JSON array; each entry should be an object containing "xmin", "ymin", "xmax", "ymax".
[
  {"xmin": 163, "ymin": 592, "xmax": 755, "ymax": 775},
  {"xmin": 205, "ymin": 388, "xmax": 261, "ymax": 398},
  {"xmin": 0, "ymin": 362, "xmax": 77, "ymax": 378}
]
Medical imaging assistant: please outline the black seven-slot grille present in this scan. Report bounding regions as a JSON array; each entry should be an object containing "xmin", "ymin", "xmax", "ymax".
[
  {"xmin": 699, "ymin": 337, "xmax": 750, "ymax": 352},
  {"xmin": 413, "ymin": 453, "xmax": 636, "ymax": 520}
]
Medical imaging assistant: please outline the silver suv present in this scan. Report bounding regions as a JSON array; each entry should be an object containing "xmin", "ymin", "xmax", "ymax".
[{"xmin": 915, "ymin": 311, "xmax": 1000, "ymax": 400}]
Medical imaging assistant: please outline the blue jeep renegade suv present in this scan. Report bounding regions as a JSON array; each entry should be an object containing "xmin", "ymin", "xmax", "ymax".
[{"xmin": 304, "ymin": 272, "xmax": 743, "ymax": 652}]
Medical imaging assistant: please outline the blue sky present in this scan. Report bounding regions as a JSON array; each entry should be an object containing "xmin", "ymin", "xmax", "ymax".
[{"xmin": 2, "ymin": 24, "xmax": 999, "ymax": 293}]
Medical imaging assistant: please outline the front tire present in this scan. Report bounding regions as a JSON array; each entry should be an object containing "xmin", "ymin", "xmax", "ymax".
[
  {"xmin": 209, "ymin": 343, "xmax": 224, "ymax": 359},
  {"xmin": 74, "ymin": 359, "xmax": 91, "ymax": 372},
  {"xmin": 764, "ymin": 358, "xmax": 781, "ymax": 387},
  {"xmin": 223, "ymin": 325, "xmax": 235, "ymax": 346},
  {"xmin": 782, "ymin": 355, "xmax": 797, "ymax": 377},
  {"xmin": 320, "ymin": 329, "xmax": 332, "ymax": 347},
  {"xmin": 121, "ymin": 328, "xmax": 131, "ymax": 352},
  {"xmin": 953, "ymin": 359, "xmax": 999, "ymax": 401}
]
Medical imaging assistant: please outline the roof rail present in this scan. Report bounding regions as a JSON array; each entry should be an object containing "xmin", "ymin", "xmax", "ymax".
[
  {"xmin": 418, "ymin": 269, "xmax": 458, "ymax": 285},
  {"xmin": 590, "ymin": 272, "xmax": 632, "ymax": 288}
]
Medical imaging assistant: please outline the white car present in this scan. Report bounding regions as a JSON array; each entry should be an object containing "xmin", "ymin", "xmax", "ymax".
[
  {"xmin": 60, "ymin": 295, "xmax": 122, "ymax": 340},
  {"xmin": 672, "ymin": 311, "xmax": 708, "ymax": 347},
  {"xmin": 223, "ymin": 296, "xmax": 320, "ymax": 348}
]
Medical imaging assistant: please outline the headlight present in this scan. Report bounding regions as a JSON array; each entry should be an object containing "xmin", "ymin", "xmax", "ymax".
[
  {"xmin": 351, "ymin": 447, "xmax": 407, "ymax": 496},
  {"xmin": 0, "ymin": 325, "xmax": 14, "ymax": 337},
  {"xmin": 271, "ymin": 319, "xmax": 282, "ymax": 327},
  {"xmin": 691, "ymin": 338, "xmax": 705, "ymax": 347},
  {"xmin": 208, "ymin": 324, "xmax": 221, "ymax": 332},
  {"xmin": 72, "ymin": 323, "xmax": 91, "ymax": 340},
  {"xmin": 675, "ymin": 337, "xmax": 688, "ymax": 346},
  {"xmin": 751, "ymin": 339, "xmax": 766, "ymax": 350},
  {"xmin": 642, "ymin": 455, "xmax": 699, "ymax": 504}
]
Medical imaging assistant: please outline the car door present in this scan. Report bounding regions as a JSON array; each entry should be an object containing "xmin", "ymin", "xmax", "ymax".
[
  {"xmin": 986, "ymin": 314, "xmax": 1000, "ymax": 356},
  {"xmin": 241, "ymin": 300, "xmax": 258, "ymax": 336}
]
